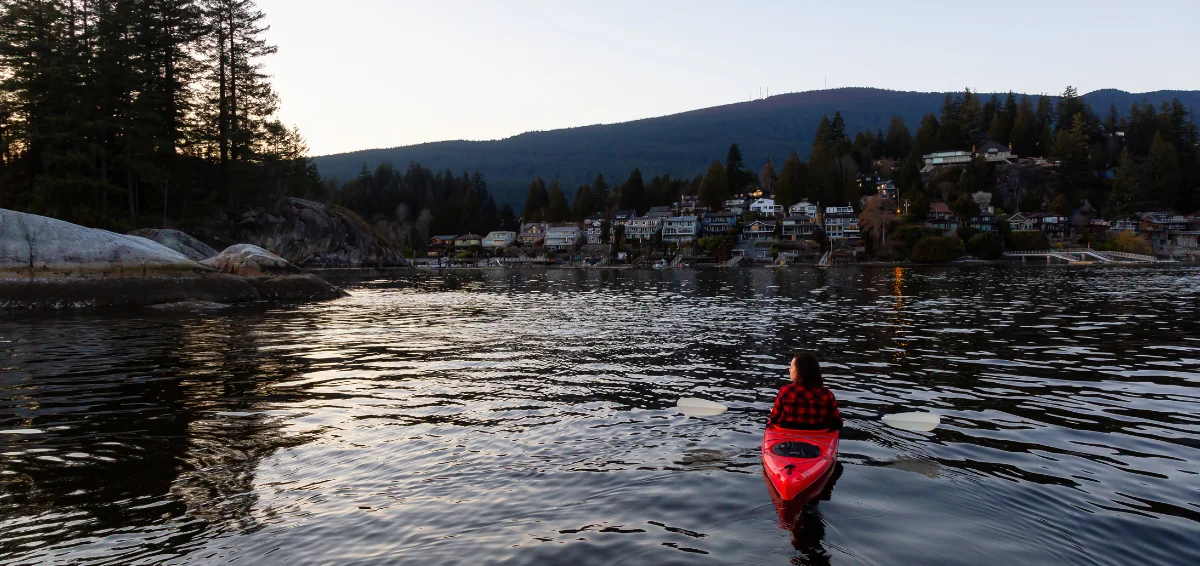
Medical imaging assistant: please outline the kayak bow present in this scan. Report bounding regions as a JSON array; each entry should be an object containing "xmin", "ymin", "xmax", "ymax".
[{"xmin": 761, "ymin": 426, "xmax": 840, "ymax": 502}]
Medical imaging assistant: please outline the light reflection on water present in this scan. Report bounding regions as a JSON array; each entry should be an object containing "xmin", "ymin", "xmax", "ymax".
[{"xmin": 1, "ymin": 265, "xmax": 1199, "ymax": 565}]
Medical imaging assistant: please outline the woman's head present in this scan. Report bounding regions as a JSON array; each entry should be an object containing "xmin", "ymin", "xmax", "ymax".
[{"xmin": 790, "ymin": 350, "xmax": 823, "ymax": 388}]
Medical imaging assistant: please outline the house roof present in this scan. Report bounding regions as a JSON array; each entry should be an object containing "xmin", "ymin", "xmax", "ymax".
[
  {"xmin": 930, "ymin": 202, "xmax": 953, "ymax": 214},
  {"xmin": 584, "ymin": 213, "xmax": 604, "ymax": 221},
  {"xmin": 976, "ymin": 140, "xmax": 1010, "ymax": 154},
  {"xmin": 612, "ymin": 209, "xmax": 636, "ymax": 218},
  {"xmin": 705, "ymin": 212, "xmax": 736, "ymax": 219},
  {"xmin": 745, "ymin": 220, "xmax": 777, "ymax": 227},
  {"xmin": 665, "ymin": 215, "xmax": 698, "ymax": 222},
  {"xmin": 455, "ymin": 233, "xmax": 482, "ymax": 240},
  {"xmin": 483, "ymin": 231, "xmax": 515, "ymax": 238},
  {"xmin": 431, "ymin": 235, "xmax": 457, "ymax": 241}
]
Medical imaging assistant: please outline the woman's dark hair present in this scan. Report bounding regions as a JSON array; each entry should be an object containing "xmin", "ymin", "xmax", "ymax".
[{"xmin": 793, "ymin": 350, "xmax": 823, "ymax": 389}]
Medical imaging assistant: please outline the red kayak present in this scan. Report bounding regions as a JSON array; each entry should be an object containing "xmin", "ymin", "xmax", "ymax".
[{"xmin": 761, "ymin": 426, "xmax": 840, "ymax": 503}]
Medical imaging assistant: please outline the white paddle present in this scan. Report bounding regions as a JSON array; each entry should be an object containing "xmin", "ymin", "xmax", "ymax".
[{"xmin": 676, "ymin": 398, "xmax": 941, "ymax": 432}]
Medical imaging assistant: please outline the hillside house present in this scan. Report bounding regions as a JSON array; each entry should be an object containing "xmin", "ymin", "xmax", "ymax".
[
  {"xmin": 1006, "ymin": 212, "xmax": 1035, "ymax": 231},
  {"xmin": 646, "ymin": 206, "xmax": 674, "ymax": 219},
  {"xmin": 428, "ymin": 235, "xmax": 457, "ymax": 257},
  {"xmin": 583, "ymin": 218, "xmax": 606, "ymax": 245},
  {"xmin": 662, "ymin": 216, "xmax": 700, "ymax": 245},
  {"xmin": 624, "ymin": 216, "xmax": 662, "ymax": 242},
  {"xmin": 976, "ymin": 140, "xmax": 1018, "ymax": 164},
  {"xmin": 483, "ymin": 231, "xmax": 516, "ymax": 249},
  {"xmin": 789, "ymin": 201, "xmax": 819, "ymax": 216},
  {"xmin": 702, "ymin": 212, "xmax": 737, "ymax": 236},
  {"xmin": 824, "ymin": 211, "xmax": 859, "ymax": 241},
  {"xmin": 927, "ymin": 203, "xmax": 960, "ymax": 233},
  {"xmin": 750, "ymin": 198, "xmax": 784, "ymax": 216},
  {"xmin": 454, "ymin": 234, "xmax": 482, "ymax": 250},
  {"xmin": 544, "ymin": 226, "xmax": 583, "ymax": 251},
  {"xmin": 742, "ymin": 220, "xmax": 777, "ymax": 242},
  {"xmin": 518, "ymin": 223, "xmax": 549, "ymax": 247},
  {"xmin": 923, "ymin": 150, "xmax": 972, "ymax": 168},
  {"xmin": 781, "ymin": 215, "xmax": 817, "ymax": 241}
]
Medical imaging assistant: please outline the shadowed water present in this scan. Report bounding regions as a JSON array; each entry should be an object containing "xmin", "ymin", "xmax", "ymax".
[{"xmin": 1, "ymin": 265, "xmax": 1198, "ymax": 565}]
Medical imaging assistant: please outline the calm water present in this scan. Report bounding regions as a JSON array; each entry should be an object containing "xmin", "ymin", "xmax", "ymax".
[{"xmin": 2, "ymin": 266, "xmax": 1199, "ymax": 565}]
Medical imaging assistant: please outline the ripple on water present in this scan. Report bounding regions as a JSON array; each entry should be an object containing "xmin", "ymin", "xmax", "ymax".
[{"xmin": 1, "ymin": 265, "xmax": 1199, "ymax": 565}]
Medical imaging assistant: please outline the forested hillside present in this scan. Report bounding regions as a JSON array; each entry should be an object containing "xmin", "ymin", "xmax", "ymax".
[{"xmin": 314, "ymin": 88, "xmax": 1200, "ymax": 207}]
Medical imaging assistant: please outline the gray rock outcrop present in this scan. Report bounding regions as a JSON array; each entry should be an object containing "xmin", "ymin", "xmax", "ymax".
[
  {"xmin": 128, "ymin": 228, "xmax": 219, "ymax": 262},
  {"xmin": 234, "ymin": 198, "xmax": 407, "ymax": 268},
  {"xmin": 0, "ymin": 208, "xmax": 346, "ymax": 310},
  {"xmin": 203, "ymin": 244, "xmax": 347, "ymax": 301}
]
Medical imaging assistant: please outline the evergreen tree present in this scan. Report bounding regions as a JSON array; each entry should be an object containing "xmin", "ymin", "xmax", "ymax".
[
  {"xmin": 774, "ymin": 151, "xmax": 807, "ymax": 207},
  {"xmin": 1010, "ymin": 96, "xmax": 1039, "ymax": 157},
  {"xmin": 1054, "ymin": 86, "xmax": 1085, "ymax": 133},
  {"xmin": 587, "ymin": 173, "xmax": 610, "ymax": 214},
  {"xmin": 698, "ymin": 160, "xmax": 728, "ymax": 210},
  {"xmin": 460, "ymin": 185, "xmax": 483, "ymax": 235},
  {"xmin": 1146, "ymin": 132, "xmax": 1181, "ymax": 208},
  {"xmin": 725, "ymin": 143, "xmax": 745, "ymax": 195},
  {"xmin": 499, "ymin": 203, "xmax": 516, "ymax": 230},
  {"xmin": 912, "ymin": 114, "xmax": 939, "ymax": 157},
  {"xmin": 1107, "ymin": 148, "xmax": 1141, "ymax": 218},
  {"xmin": 523, "ymin": 177, "xmax": 547, "ymax": 220},
  {"xmin": 572, "ymin": 184, "xmax": 590, "ymax": 220},
  {"xmin": 884, "ymin": 116, "xmax": 912, "ymax": 159},
  {"xmin": 759, "ymin": 158, "xmax": 778, "ymax": 195},
  {"xmin": 618, "ymin": 168, "xmax": 646, "ymax": 214},
  {"xmin": 546, "ymin": 180, "xmax": 569, "ymax": 222}
]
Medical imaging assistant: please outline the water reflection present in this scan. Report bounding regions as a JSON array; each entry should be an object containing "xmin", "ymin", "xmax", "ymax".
[{"xmin": 0, "ymin": 265, "xmax": 1198, "ymax": 565}]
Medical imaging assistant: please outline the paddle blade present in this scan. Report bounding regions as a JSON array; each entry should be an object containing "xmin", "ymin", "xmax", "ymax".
[
  {"xmin": 677, "ymin": 397, "xmax": 728, "ymax": 416},
  {"xmin": 881, "ymin": 412, "xmax": 941, "ymax": 432}
]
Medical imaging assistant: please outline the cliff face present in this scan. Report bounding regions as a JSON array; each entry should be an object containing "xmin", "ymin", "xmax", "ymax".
[{"xmin": 231, "ymin": 198, "xmax": 407, "ymax": 268}]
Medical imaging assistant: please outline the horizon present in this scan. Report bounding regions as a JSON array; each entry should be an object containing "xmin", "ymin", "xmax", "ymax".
[{"xmin": 257, "ymin": 0, "xmax": 1200, "ymax": 157}]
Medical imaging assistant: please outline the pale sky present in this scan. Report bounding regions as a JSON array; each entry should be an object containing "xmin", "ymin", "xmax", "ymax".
[{"xmin": 258, "ymin": 0, "xmax": 1200, "ymax": 157}]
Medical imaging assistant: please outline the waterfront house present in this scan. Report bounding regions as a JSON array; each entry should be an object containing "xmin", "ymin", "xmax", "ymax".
[
  {"xmin": 750, "ymin": 198, "xmax": 784, "ymax": 217},
  {"xmin": 611, "ymin": 210, "xmax": 637, "ymax": 224},
  {"xmin": 1006, "ymin": 212, "xmax": 1035, "ymax": 231},
  {"xmin": 646, "ymin": 206, "xmax": 674, "ymax": 219},
  {"xmin": 1111, "ymin": 219, "xmax": 1139, "ymax": 233},
  {"xmin": 823, "ymin": 210, "xmax": 860, "ymax": 242},
  {"xmin": 967, "ymin": 212, "xmax": 998, "ymax": 232},
  {"xmin": 624, "ymin": 216, "xmax": 662, "ymax": 242},
  {"xmin": 1031, "ymin": 212, "xmax": 1070, "ymax": 238},
  {"xmin": 428, "ymin": 235, "xmax": 457, "ymax": 257},
  {"xmin": 518, "ymin": 223, "xmax": 549, "ymax": 247},
  {"xmin": 742, "ymin": 220, "xmax": 777, "ymax": 242},
  {"xmin": 454, "ymin": 234, "xmax": 483, "ymax": 250},
  {"xmin": 927, "ymin": 202, "xmax": 959, "ymax": 233},
  {"xmin": 702, "ymin": 212, "xmax": 737, "ymax": 236},
  {"xmin": 483, "ymin": 231, "xmax": 517, "ymax": 249},
  {"xmin": 583, "ymin": 217, "xmax": 606, "ymax": 245},
  {"xmin": 544, "ymin": 226, "xmax": 583, "ymax": 251},
  {"xmin": 789, "ymin": 201, "xmax": 819, "ymax": 217},
  {"xmin": 662, "ymin": 216, "xmax": 700, "ymax": 245},
  {"xmin": 1140, "ymin": 212, "xmax": 1197, "ymax": 257},
  {"xmin": 781, "ymin": 215, "xmax": 817, "ymax": 241}
]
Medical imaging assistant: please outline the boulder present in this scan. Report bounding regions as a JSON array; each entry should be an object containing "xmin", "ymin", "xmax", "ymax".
[
  {"xmin": 201, "ymin": 244, "xmax": 301, "ymax": 277},
  {"xmin": 0, "ymin": 208, "xmax": 209, "ymax": 278},
  {"xmin": 128, "ymin": 228, "xmax": 219, "ymax": 262},
  {"xmin": 234, "ymin": 198, "xmax": 407, "ymax": 268},
  {"xmin": 203, "ymin": 244, "xmax": 347, "ymax": 301}
]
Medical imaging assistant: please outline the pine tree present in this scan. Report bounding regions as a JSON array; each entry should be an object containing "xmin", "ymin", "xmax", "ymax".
[
  {"xmin": 698, "ymin": 160, "xmax": 728, "ymax": 210},
  {"xmin": 884, "ymin": 115, "xmax": 912, "ymax": 159},
  {"xmin": 571, "ymin": 184, "xmax": 590, "ymax": 220},
  {"xmin": 523, "ymin": 177, "xmax": 547, "ymax": 220},
  {"xmin": 1107, "ymin": 148, "xmax": 1140, "ymax": 217},
  {"xmin": 546, "ymin": 180, "xmax": 569, "ymax": 222},
  {"xmin": 774, "ymin": 151, "xmax": 807, "ymax": 207},
  {"xmin": 725, "ymin": 143, "xmax": 745, "ymax": 195},
  {"xmin": 587, "ymin": 173, "xmax": 610, "ymax": 214},
  {"xmin": 759, "ymin": 158, "xmax": 777, "ymax": 195},
  {"xmin": 619, "ymin": 168, "xmax": 646, "ymax": 214},
  {"xmin": 1146, "ymin": 132, "xmax": 1181, "ymax": 208}
]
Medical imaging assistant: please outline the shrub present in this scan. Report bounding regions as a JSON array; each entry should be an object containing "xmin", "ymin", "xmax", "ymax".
[
  {"xmin": 1108, "ymin": 231, "xmax": 1153, "ymax": 255},
  {"xmin": 910, "ymin": 236, "xmax": 959, "ymax": 263},
  {"xmin": 967, "ymin": 233, "xmax": 1005, "ymax": 259}
]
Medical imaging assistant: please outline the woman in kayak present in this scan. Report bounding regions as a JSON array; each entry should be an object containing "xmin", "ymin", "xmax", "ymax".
[{"xmin": 767, "ymin": 350, "xmax": 843, "ymax": 431}]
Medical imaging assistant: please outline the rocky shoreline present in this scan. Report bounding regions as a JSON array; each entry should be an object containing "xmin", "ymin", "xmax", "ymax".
[{"xmin": 0, "ymin": 205, "xmax": 397, "ymax": 311}]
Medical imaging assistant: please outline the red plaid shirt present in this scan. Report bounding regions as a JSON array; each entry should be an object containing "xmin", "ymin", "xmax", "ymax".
[{"xmin": 767, "ymin": 382, "xmax": 841, "ymax": 429}]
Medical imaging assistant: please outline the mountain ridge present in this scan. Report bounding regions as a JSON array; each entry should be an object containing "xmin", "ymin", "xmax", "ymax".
[{"xmin": 314, "ymin": 87, "xmax": 1200, "ymax": 206}]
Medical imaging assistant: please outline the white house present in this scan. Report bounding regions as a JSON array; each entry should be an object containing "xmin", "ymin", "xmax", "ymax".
[
  {"xmin": 976, "ymin": 140, "xmax": 1018, "ymax": 164},
  {"xmin": 923, "ymin": 150, "xmax": 972, "ymax": 167},
  {"xmin": 624, "ymin": 216, "xmax": 662, "ymax": 242},
  {"xmin": 483, "ymin": 231, "xmax": 516, "ymax": 249},
  {"xmin": 789, "ymin": 201, "xmax": 818, "ymax": 216},
  {"xmin": 750, "ymin": 198, "xmax": 784, "ymax": 216},
  {"xmin": 662, "ymin": 216, "xmax": 700, "ymax": 245},
  {"xmin": 583, "ymin": 217, "xmax": 606, "ymax": 245},
  {"xmin": 544, "ymin": 226, "xmax": 583, "ymax": 251}
]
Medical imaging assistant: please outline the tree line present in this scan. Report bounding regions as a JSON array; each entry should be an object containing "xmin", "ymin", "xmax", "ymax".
[{"xmin": 0, "ymin": 0, "xmax": 324, "ymax": 230}]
